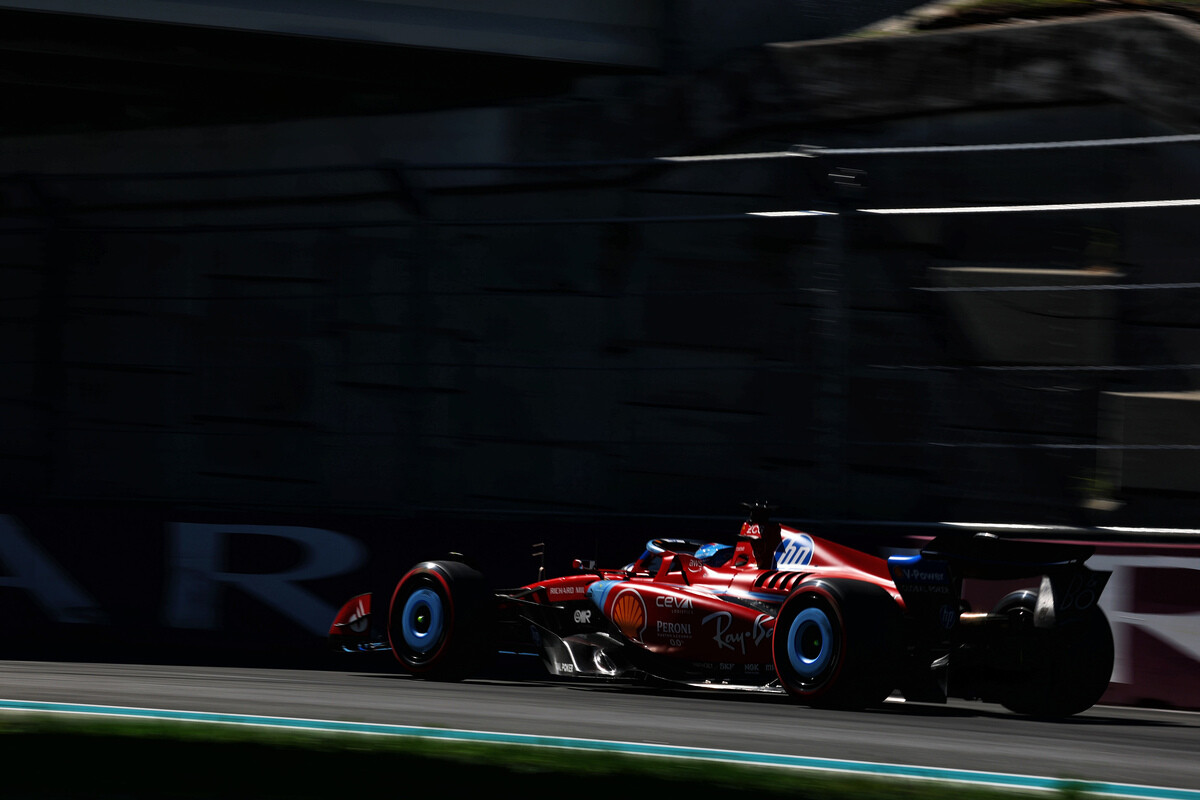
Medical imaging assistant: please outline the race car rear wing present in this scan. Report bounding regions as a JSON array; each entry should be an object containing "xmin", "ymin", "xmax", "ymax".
[
  {"xmin": 919, "ymin": 532, "xmax": 1095, "ymax": 580},
  {"xmin": 888, "ymin": 532, "xmax": 1110, "ymax": 629}
]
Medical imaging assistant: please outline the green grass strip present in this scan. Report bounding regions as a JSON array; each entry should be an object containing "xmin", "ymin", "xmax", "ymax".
[{"xmin": 0, "ymin": 712, "xmax": 1107, "ymax": 800}]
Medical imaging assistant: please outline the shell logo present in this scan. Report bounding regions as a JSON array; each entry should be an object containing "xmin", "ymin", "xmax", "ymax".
[{"xmin": 611, "ymin": 590, "xmax": 647, "ymax": 642}]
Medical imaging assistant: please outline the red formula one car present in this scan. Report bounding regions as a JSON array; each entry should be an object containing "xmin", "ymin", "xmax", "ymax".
[{"xmin": 330, "ymin": 506, "xmax": 1115, "ymax": 717}]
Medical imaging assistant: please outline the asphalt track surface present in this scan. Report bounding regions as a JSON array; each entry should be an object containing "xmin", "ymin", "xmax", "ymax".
[{"xmin": 1, "ymin": 659, "xmax": 1197, "ymax": 793}]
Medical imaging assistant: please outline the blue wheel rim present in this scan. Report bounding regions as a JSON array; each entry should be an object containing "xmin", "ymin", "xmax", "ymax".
[
  {"xmin": 787, "ymin": 606, "xmax": 834, "ymax": 678},
  {"xmin": 401, "ymin": 587, "xmax": 444, "ymax": 654}
]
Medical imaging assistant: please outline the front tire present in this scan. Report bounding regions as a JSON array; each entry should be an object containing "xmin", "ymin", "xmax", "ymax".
[
  {"xmin": 388, "ymin": 560, "xmax": 493, "ymax": 681},
  {"xmin": 772, "ymin": 579, "xmax": 902, "ymax": 709}
]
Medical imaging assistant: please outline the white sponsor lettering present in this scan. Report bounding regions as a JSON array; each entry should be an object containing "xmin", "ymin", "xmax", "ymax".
[
  {"xmin": 656, "ymin": 596, "xmax": 693, "ymax": 610},
  {"xmin": 895, "ymin": 567, "xmax": 949, "ymax": 583},
  {"xmin": 656, "ymin": 620, "xmax": 692, "ymax": 635},
  {"xmin": 573, "ymin": 609, "xmax": 592, "ymax": 624},
  {"xmin": 702, "ymin": 611, "xmax": 773, "ymax": 654}
]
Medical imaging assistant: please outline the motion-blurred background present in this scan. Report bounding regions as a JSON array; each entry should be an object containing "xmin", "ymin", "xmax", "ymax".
[{"xmin": 1, "ymin": 1, "xmax": 1198, "ymax": 707}]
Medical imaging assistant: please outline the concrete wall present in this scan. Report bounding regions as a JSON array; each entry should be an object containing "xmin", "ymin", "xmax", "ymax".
[{"xmin": 4, "ymin": 12, "xmax": 1200, "ymax": 526}]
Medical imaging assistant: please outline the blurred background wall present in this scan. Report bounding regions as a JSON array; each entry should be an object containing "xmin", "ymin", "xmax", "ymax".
[
  {"xmin": 3, "ymin": 7, "xmax": 1200, "ymax": 527},
  {"xmin": 1, "ymin": 3, "xmax": 1199, "ymax": 704}
]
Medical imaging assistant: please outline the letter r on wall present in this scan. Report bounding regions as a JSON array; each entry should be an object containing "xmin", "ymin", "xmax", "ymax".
[{"xmin": 164, "ymin": 523, "xmax": 366, "ymax": 635}]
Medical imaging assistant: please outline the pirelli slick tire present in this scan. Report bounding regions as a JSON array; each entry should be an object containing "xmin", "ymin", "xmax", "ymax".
[
  {"xmin": 387, "ymin": 560, "xmax": 493, "ymax": 681},
  {"xmin": 772, "ymin": 578, "xmax": 903, "ymax": 709},
  {"xmin": 992, "ymin": 591, "xmax": 1114, "ymax": 718}
]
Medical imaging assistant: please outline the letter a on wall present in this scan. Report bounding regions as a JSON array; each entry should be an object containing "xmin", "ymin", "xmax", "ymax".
[{"xmin": 0, "ymin": 515, "xmax": 106, "ymax": 624}]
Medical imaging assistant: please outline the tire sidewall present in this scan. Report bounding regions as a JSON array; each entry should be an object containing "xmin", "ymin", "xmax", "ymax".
[
  {"xmin": 389, "ymin": 565, "xmax": 457, "ymax": 674},
  {"xmin": 773, "ymin": 578, "xmax": 902, "ymax": 708},
  {"xmin": 993, "ymin": 594, "xmax": 1114, "ymax": 717},
  {"xmin": 773, "ymin": 584, "xmax": 847, "ymax": 701}
]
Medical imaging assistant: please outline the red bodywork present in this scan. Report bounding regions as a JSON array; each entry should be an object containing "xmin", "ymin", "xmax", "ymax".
[
  {"xmin": 330, "ymin": 511, "xmax": 1115, "ymax": 716},
  {"xmin": 513, "ymin": 525, "xmax": 899, "ymax": 672}
]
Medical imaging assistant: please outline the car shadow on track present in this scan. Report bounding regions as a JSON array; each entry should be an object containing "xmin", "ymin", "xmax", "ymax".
[
  {"xmin": 474, "ymin": 676, "xmax": 1183, "ymax": 726},
  {"xmin": 357, "ymin": 661, "xmax": 1184, "ymax": 727}
]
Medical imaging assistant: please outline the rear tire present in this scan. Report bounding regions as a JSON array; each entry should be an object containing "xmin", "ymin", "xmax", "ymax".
[
  {"xmin": 992, "ymin": 591, "xmax": 1114, "ymax": 718},
  {"xmin": 772, "ymin": 579, "xmax": 902, "ymax": 709},
  {"xmin": 388, "ymin": 560, "xmax": 493, "ymax": 681}
]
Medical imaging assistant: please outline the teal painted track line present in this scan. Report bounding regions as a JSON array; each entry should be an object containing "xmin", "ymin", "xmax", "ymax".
[{"xmin": 1, "ymin": 698, "xmax": 1197, "ymax": 800}]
